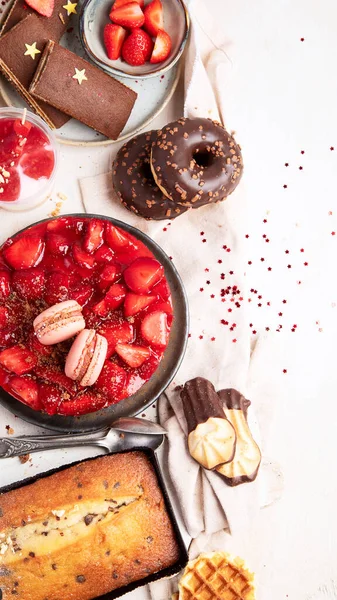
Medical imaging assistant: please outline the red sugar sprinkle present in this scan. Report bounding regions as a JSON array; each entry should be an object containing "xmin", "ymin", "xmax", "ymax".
[
  {"xmin": 228, "ymin": 308, "xmax": 232, "ymax": 312},
  {"xmin": 299, "ymin": 166, "xmax": 303, "ymax": 170},
  {"xmin": 232, "ymin": 339, "xmax": 237, "ymax": 343},
  {"xmin": 332, "ymin": 232, "xmax": 336, "ymax": 236},
  {"xmin": 199, "ymin": 288, "xmax": 204, "ymax": 292},
  {"xmin": 221, "ymin": 320, "xmax": 229, "ymax": 325},
  {"xmin": 304, "ymin": 262, "xmax": 309, "ymax": 266},
  {"xmin": 263, "ymin": 219, "xmax": 267, "ymax": 223},
  {"xmin": 226, "ymin": 248, "xmax": 231, "ymax": 253},
  {"xmin": 200, "ymin": 231, "xmax": 204, "ymax": 235},
  {"xmin": 282, "ymin": 300, "xmax": 287, "ymax": 304},
  {"xmin": 300, "ymin": 37, "xmax": 304, "ymax": 41},
  {"xmin": 223, "ymin": 245, "xmax": 227, "ymax": 249},
  {"xmin": 262, "ymin": 234, "xmax": 266, "ymax": 238},
  {"xmin": 268, "ymin": 267, "xmax": 272, "ymax": 271},
  {"xmin": 330, "ymin": 147, "xmax": 334, "ymax": 151},
  {"xmin": 248, "ymin": 261, "xmax": 252, "ymax": 265},
  {"xmin": 266, "ymin": 239, "xmax": 270, "ymax": 243},
  {"xmin": 202, "ymin": 239, "xmax": 206, "ymax": 243},
  {"xmin": 297, "ymin": 280, "xmax": 302, "ymax": 284},
  {"xmin": 205, "ymin": 268, "xmax": 209, "ymax": 272},
  {"xmin": 210, "ymin": 294, "xmax": 215, "ymax": 298},
  {"xmin": 267, "ymin": 302, "xmax": 271, "ymax": 306},
  {"xmin": 285, "ymin": 250, "xmax": 289, "ymax": 254},
  {"xmin": 206, "ymin": 280, "xmax": 210, "ymax": 285},
  {"xmin": 260, "ymin": 258, "xmax": 265, "ymax": 262},
  {"xmin": 163, "ymin": 227, "xmax": 167, "ymax": 232},
  {"xmin": 283, "ymin": 369, "xmax": 287, "ymax": 373},
  {"xmin": 301, "ymin": 150, "xmax": 305, "ymax": 154},
  {"xmin": 285, "ymin": 163, "xmax": 289, "ymax": 167},
  {"xmin": 283, "ymin": 184, "xmax": 288, "ymax": 189},
  {"xmin": 258, "ymin": 295, "xmax": 262, "ymax": 299},
  {"xmin": 287, "ymin": 264, "xmax": 292, "ymax": 269},
  {"xmin": 220, "ymin": 274, "xmax": 225, "ymax": 280},
  {"xmin": 278, "ymin": 312, "xmax": 283, "ymax": 316},
  {"xmin": 229, "ymin": 270, "xmax": 234, "ymax": 275},
  {"xmin": 249, "ymin": 323, "xmax": 253, "ymax": 327},
  {"xmin": 265, "ymin": 327, "xmax": 270, "ymax": 331},
  {"xmin": 199, "ymin": 335, "xmax": 203, "ymax": 340},
  {"xmin": 188, "ymin": 333, "xmax": 191, "ymax": 338},
  {"xmin": 258, "ymin": 303, "xmax": 262, "ymax": 307},
  {"xmin": 329, "ymin": 211, "xmax": 333, "ymax": 216},
  {"xmin": 218, "ymin": 259, "xmax": 222, "ymax": 264},
  {"xmin": 245, "ymin": 234, "xmax": 249, "ymax": 238},
  {"xmin": 252, "ymin": 330, "xmax": 257, "ymax": 335},
  {"xmin": 211, "ymin": 337, "xmax": 215, "ymax": 341},
  {"xmin": 300, "ymin": 248, "xmax": 304, "ymax": 252}
]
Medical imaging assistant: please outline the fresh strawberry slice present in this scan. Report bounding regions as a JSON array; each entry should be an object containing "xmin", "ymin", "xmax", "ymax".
[
  {"xmin": 105, "ymin": 283, "xmax": 126, "ymax": 310},
  {"xmin": 92, "ymin": 298, "xmax": 109, "ymax": 317},
  {"xmin": 28, "ymin": 331, "xmax": 54, "ymax": 357},
  {"xmin": 0, "ymin": 270, "xmax": 11, "ymax": 300},
  {"xmin": 20, "ymin": 149, "xmax": 55, "ymax": 180},
  {"xmin": 99, "ymin": 264, "xmax": 121, "ymax": 290},
  {"xmin": 144, "ymin": 0, "xmax": 163, "ymax": 37},
  {"xmin": 124, "ymin": 293, "xmax": 156, "ymax": 317},
  {"xmin": 0, "ymin": 167, "xmax": 21, "ymax": 202},
  {"xmin": 141, "ymin": 310, "xmax": 169, "ymax": 348},
  {"xmin": 9, "ymin": 376, "xmax": 41, "ymax": 410},
  {"xmin": 13, "ymin": 119, "xmax": 32, "ymax": 138},
  {"xmin": 58, "ymin": 392, "xmax": 108, "ymax": 416},
  {"xmin": 0, "ymin": 307, "xmax": 9, "ymax": 329},
  {"xmin": 125, "ymin": 372, "xmax": 146, "ymax": 396},
  {"xmin": 35, "ymin": 366, "xmax": 77, "ymax": 396},
  {"xmin": 39, "ymin": 383, "xmax": 62, "ymax": 415},
  {"xmin": 150, "ymin": 29, "xmax": 172, "ymax": 64},
  {"xmin": 46, "ymin": 217, "xmax": 73, "ymax": 232},
  {"xmin": 12, "ymin": 268, "xmax": 45, "ymax": 301},
  {"xmin": 94, "ymin": 244, "xmax": 115, "ymax": 264},
  {"xmin": 0, "ymin": 365, "xmax": 9, "ymax": 386},
  {"xmin": 111, "ymin": 0, "xmax": 144, "ymax": 10},
  {"xmin": 122, "ymin": 28, "xmax": 154, "ymax": 66},
  {"xmin": 115, "ymin": 343, "xmax": 150, "ymax": 368},
  {"xmin": 0, "ymin": 345, "xmax": 37, "ymax": 375},
  {"xmin": 104, "ymin": 23, "xmax": 127, "ymax": 60},
  {"xmin": 124, "ymin": 257, "xmax": 164, "ymax": 293},
  {"xmin": 94, "ymin": 361, "xmax": 127, "ymax": 402},
  {"xmin": 72, "ymin": 243, "xmax": 96, "ymax": 269},
  {"xmin": 138, "ymin": 351, "xmax": 160, "ymax": 378},
  {"xmin": 105, "ymin": 223, "xmax": 134, "ymax": 250},
  {"xmin": 84, "ymin": 219, "xmax": 104, "ymax": 254},
  {"xmin": 46, "ymin": 232, "xmax": 70, "ymax": 256},
  {"xmin": 148, "ymin": 299, "xmax": 173, "ymax": 315},
  {"xmin": 24, "ymin": 126, "xmax": 50, "ymax": 152},
  {"xmin": 152, "ymin": 278, "xmax": 170, "ymax": 300},
  {"xmin": 70, "ymin": 283, "xmax": 94, "ymax": 307},
  {"xmin": 25, "ymin": 0, "xmax": 54, "ymax": 17},
  {"xmin": 0, "ymin": 330, "xmax": 19, "ymax": 350},
  {"xmin": 44, "ymin": 272, "xmax": 70, "ymax": 305},
  {"xmin": 110, "ymin": 2, "xmax": 144, "ymax": 28},
  {"xmin": 99, "ymin": 321, "xmax": 133, "ymax": 357},
  {"xmin": 3, "ymin": 235, "xmax": 45, "ymax": 270}
]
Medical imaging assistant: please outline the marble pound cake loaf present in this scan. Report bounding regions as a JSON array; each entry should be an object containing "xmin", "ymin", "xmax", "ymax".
[{"xmin": 0, "ymin": 452, "xmax": 180, "ymax": 600}]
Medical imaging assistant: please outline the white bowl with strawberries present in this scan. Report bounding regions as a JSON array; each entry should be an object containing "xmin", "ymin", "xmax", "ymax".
[{"xmin": 80, "ymin": 0, "xmax": 189, "ymax": 78}]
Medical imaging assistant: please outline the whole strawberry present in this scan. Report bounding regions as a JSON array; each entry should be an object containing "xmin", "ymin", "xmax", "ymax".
[{"xmin": 122, "ymin": 28, "xmax": 154, "ymax": 66}]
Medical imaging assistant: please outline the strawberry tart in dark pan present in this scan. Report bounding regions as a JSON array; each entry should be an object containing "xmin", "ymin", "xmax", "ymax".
[{"xmin": 0, "ymin": 214, "xmax": 188, "ymax": 431}]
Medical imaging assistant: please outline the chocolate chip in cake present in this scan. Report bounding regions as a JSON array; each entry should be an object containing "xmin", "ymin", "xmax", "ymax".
[
  {"xmin": 105, "ymin": 550, "xmax": 111, "ymax": 556},
  {"xmin": 0, "ymin": 568, "xmax": 10, "ymax": 576},
  {"xmin": 146, "ymin": 536, "xmax": 153, "ymax": 544},
  {"xmin": 112, "ymin": 573, "xmax": 118, "ymax": 579},
  {"xmin": 78, "ymin": 495, "xmax": 83, "ymax": 500},
  {"xmin": 42, "ymin": 521, "xmax": 49, "ymax": 527},
  {"xmin": 14, "ymin": 583, "xmax": 18, "ymax": 587},
  {"xmin": 113, "ymin": 482, "xmax": 120, "ymax": 489},
  {"xmin": 51, "ymin": 564, "xmax": 57, "ymax": 571},
  {"xmin": 77, "ymin": 483, "xmax": 83, "ymax": 488},
  {"xmin": 134, "ymin": 559, "xmax": 141, "ymax": 565},
  {"xmin": 29, "ymin": 552, "xmax": 35, "ymax": 558},
  {"xmin": 84, "ymin": 514, "xmax": 95, "ymax": 526},
  {"xmin": 76, "ymin": 575, "xmax": 86, "ymax": 584},
  {"xmin": 103, "ymin": 480, "xmax": 108, "ymax": 489}
]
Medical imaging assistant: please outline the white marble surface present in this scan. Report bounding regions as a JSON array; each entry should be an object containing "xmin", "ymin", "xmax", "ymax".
[{"xmin": 1, "ymin": 1, "xmax": 337, "ymax": 599}]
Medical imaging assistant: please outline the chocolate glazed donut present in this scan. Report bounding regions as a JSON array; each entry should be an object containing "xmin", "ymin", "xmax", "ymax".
[
  {"xmin": 112, "ymin": 131, "xmax": 190, "ymax": 220},
  {"xmin": 150, "ymin": 117, "xmax": 243, "ymax": 208}
]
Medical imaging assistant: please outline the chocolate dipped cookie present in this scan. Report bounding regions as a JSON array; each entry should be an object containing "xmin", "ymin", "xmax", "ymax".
[
  {"xmin": 181, "ymin": 377, "xmax": 236, "ymax": 469},
  {"xmin": 112, "ymin": 131, "xmax": 190, "ymax": 220},
  {"xmin": 216, "ymin": 389, "xmax": 261, "ymax": 486},
  {"xmin": 150, "ymin": 118, "xmax": 243, "ymax": 207}
]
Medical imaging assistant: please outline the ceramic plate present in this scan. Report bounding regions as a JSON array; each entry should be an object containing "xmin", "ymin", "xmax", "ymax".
[
  {"xmin": 0, "ymin": 0, "xmax": 182, "ymax": 147},
  {"xmin": 0, "ymin": 214, "xmax": 189, "ymax": 432}
]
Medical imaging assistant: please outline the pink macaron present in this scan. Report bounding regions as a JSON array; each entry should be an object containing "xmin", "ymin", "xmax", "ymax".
[
  {"xmin": 65, "ymin": 329, "xmax": 108, "ymax": 387},
  {"xmin": 33, "ymin": 300, "xmax": 85, "ymax": 346}
]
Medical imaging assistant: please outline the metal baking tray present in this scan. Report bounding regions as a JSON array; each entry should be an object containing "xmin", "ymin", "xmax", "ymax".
[{"xmin": 0, "ymin": 447, "xmax": 188, "ymax": 599}]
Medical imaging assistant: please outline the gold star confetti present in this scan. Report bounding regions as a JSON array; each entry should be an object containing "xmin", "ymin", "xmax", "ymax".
[
  {"xmin": 62, "ymin": 0, "xmax": 77, "ymax": 14},
  {"xmin": 72, "ymin": 68, "xmax": 87, "ymax": 85},
  {"xmin": 24, "ymin": 42, "xmax": 41, "ymax": 60}
]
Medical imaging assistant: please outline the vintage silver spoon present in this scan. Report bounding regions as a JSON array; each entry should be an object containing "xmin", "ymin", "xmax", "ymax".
[{"xmin": 0, "ymin": 417, "xmax": 166, "ymax": 459}]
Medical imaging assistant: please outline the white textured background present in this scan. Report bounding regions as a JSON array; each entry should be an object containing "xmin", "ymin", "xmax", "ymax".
[{"xmin": 1, "ymin": 1, "xmax": 337, "ymax": 599}]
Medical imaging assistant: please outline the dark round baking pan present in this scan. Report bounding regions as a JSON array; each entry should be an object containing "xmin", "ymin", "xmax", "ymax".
[{"xmin": 0, "ymin": 214, "xmax": 189, "ymax": 432}]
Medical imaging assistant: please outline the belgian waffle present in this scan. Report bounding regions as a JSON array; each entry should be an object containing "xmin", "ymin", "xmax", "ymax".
[{"xmin": 178, "ymin": 552, "xmax": 255, "ymax": 600}]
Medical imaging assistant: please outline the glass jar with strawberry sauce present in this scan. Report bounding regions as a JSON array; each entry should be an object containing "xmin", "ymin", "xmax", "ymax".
[{"xmin": 0, "ymin": 107, "xmax": 58, "ymax": 211}]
